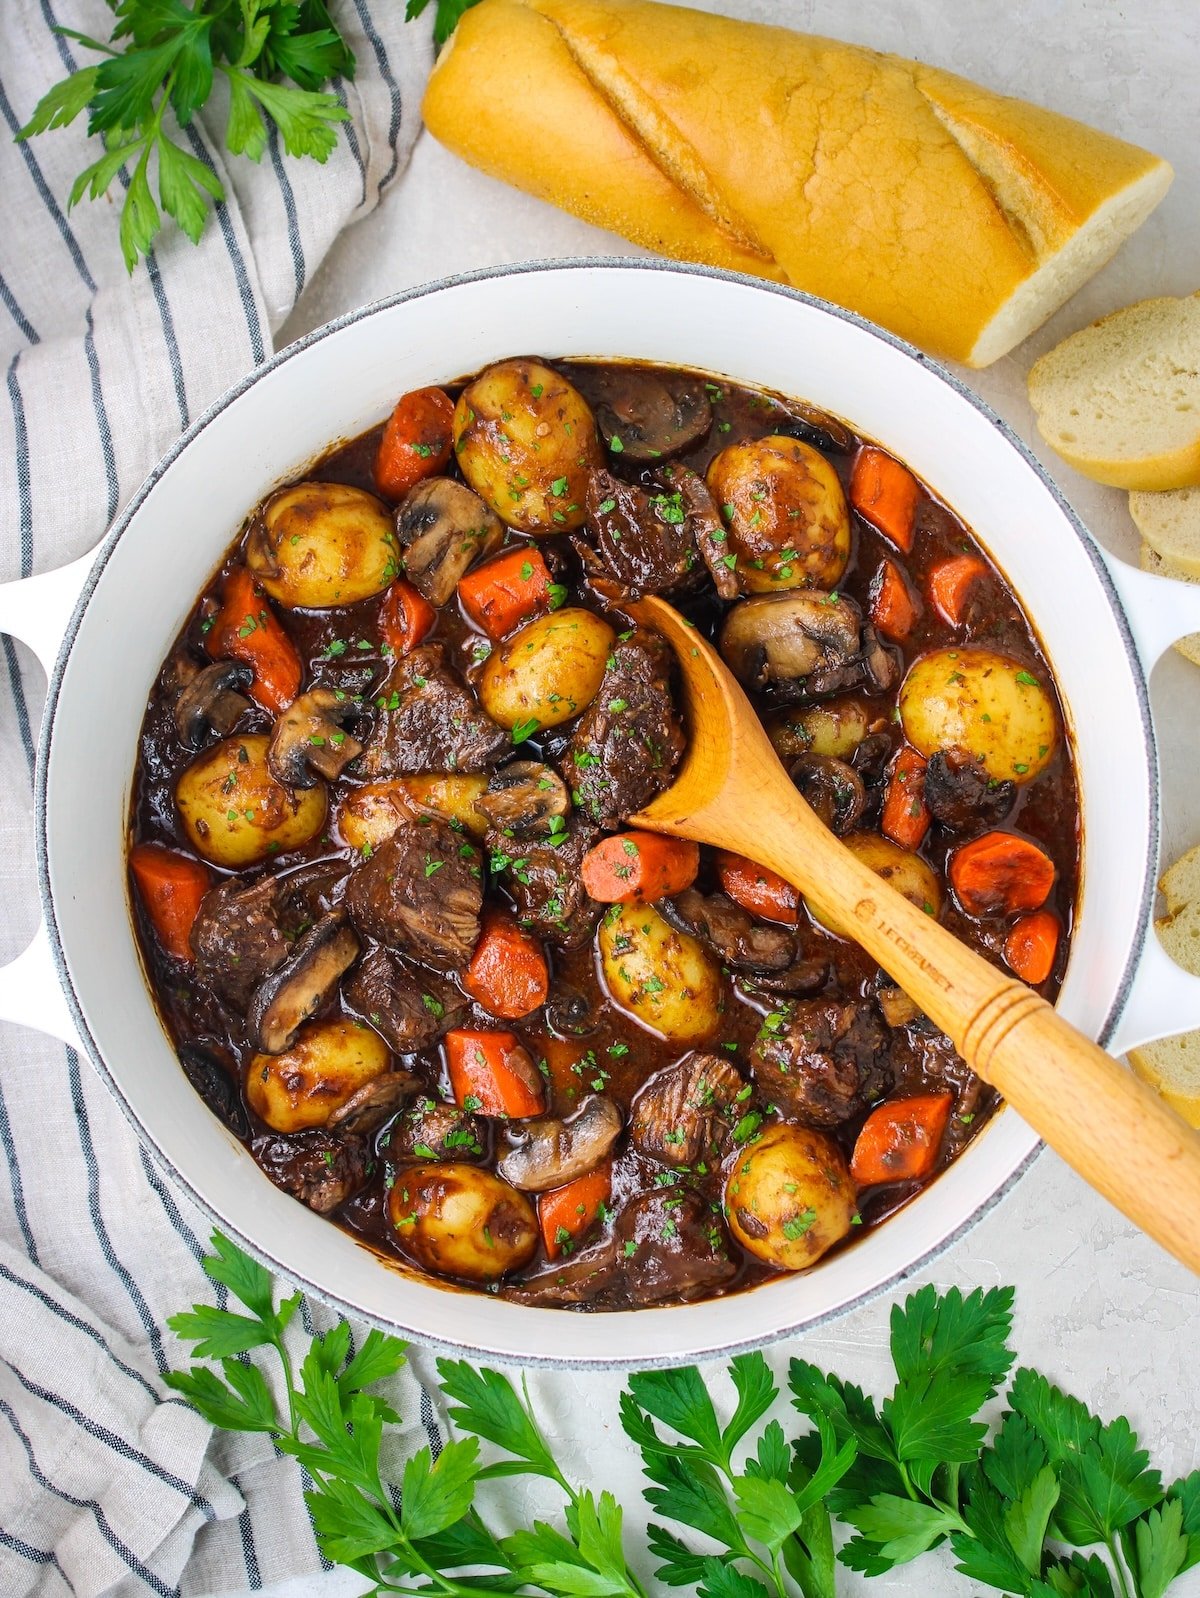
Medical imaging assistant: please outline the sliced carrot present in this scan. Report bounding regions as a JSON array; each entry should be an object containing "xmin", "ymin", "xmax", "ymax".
[
  {"xmin": 850, "ymin": 446, "xmax": 921, "ymax": 553},
  {"xmin": 205, "ymin": 566, "xmax": 302, "ymax": 714},
  {"xmin": 374, "ymin": 386, "xmax": 455, "ymax": 502},
  {"xmin": 714, "ymin": 850, "xmax": 800, "ymax": 927},
  {"xmin": 850, "ymin": 1093, "xmax": 954, "ymax": 1186},
  {"xmin": 462, "ymin": 909, "xmax": 550, "ymax": 1020},
  {"xmin": 1004, "ymin": 909, "xmax": 1060, "ymax": 985},
  {"xmin": 458, "ymin": 546, "xmax": 553, "ymax": 640},
  {"xmin": 581, "ymin": 832, "xmax": 700, "ymax": 904},
  {"xmin": 379, "ymin": 577, "xmax": 436, "ymax": 656},
  {"xmin": 949, "ymin": 831, "xmax": 1056, "ymax": 918},
  {"xmin": 928, "ymin": 554, "xmax": 988, "ymax": 625},
  {"xmin": 445, "ymin": 1028, "xmax": 546, "ymax": 1119},
  {"xmin": 129, "ymin": 843, "xmax": 212, "ymax": 961},
  {"xmin": 881, "ymin": 747, "xmax": 930, "ymax": 851},
  {"xmin": 869, "ymin": 558, "xmax": 920, "ymax": 642},
  {"xmin": 538, "ymin": 1161, "xmax": 613, "ymax": 1259}
]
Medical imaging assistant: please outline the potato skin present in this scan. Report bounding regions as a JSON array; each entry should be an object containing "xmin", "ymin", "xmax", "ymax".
[
  {"xmin": 175, "ymin": 734, "xmax": 327, "ymax": 868},
  {"xmin": 813, "ymin": 832, "xmax": 942, "ymax": 936},
  {"xmin": 387, "ymin": 1162, "xmax": 537, "ymax": 1281},
  {"xmin": 248, "ymin": 482, "xmax": 396, "ymax": 608},
  {"xmin": 599, "ymin": 902, "xmax": 722, "ymax": 1044},
  {"xmin": 246, "ymin": 1019, "xmax": 391, "ymax": 1133},
  {"xmin": 706, "ymin": 435, "xmax": 850, "ymax": 592},
  {"xmin": 900, "ymin": 648, "xmax": 1058, "ymax": 784},
  {"xmin": 765, "ymin": 698, "xmax": 870, "ymax": 762},
  {"xmin": 336, "ymin": 776, "xmax": 489, "ymax": 853},
  {"xmin": 725, "ymin": 1122, "xmax": 857, "ymax": 1270},
  {"xmin": 478, "ymin": 607, "xmax": 615, "ymax": 731},
  {"xmin": 453, "ymin": 359, "xmax": 602, "ymax": 534}
]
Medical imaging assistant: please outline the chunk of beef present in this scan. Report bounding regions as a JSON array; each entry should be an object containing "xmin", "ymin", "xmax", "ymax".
[
  {"xmin": 924, "ymin": 747, "xmax": 1015, "ymax": 830},
  {"xmin": 662, "ymin": 889, "xmax": 795, "ymax": 971},
  {"xmin": 359, "ymin": 644, "xmax": 508, "ymax": 776},
  {"xmin": 344, "ymin": 947, "xmax": 467, "ymax": 1053},
  {"xmin": 630, "ymin": 1051, "xmax": 745, "ymax": 1165},
  {"xmin": 390, "ymin": 1097, "xmax": 488, "ymax": 1162},
  {"xmin": 569, "ymin": 631, "xmax": 684, "ymax": 827},
  {"xmin": 580, "ymin": 469, "xmax": 699, "ymax": 596},
  {"xmin": 344, "ymin": 819, "xmax": 483, "ymax": 971},
  {"xmin": 615, "ymin": 1188, "xmax": 738, "ymax": 1306},
  {"xmin": 489, "ymin": 816, "xmax": 602, "ymax": 950},
  {"xmin": 751, "ymin": 998, "xmax": 893, "ymax": 1127},
  {"xmin": 254, "ymin": 1131, "xmax": 369, "ymax": 1215}
]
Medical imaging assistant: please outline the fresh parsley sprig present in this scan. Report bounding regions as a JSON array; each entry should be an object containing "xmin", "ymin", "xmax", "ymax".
[{"xmin": 17, "ymin": 0, "xmax": 355, "ymax": 271}]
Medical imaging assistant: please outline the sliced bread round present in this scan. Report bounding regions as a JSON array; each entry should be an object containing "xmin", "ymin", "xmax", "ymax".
[
  {"xmin": 1128, "ymin": 842, "xmax": 1200, "ymax": 1126},
  {"xmin": 1138, "ymin": 542, "xmax": 1200, "ymax": 667},
  {"xmin": 1028, "ymin": 292, "xmax": 1200, "ymax": 490},
  {"xmin": 1130, "ymin": 485, "xmax": 1200, "ymax": 577}
]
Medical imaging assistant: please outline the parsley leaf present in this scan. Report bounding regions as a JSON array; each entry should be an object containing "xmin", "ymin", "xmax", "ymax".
[{"xmin": 403, "ymin": 0, "xmax": 486, "ymax": 48}]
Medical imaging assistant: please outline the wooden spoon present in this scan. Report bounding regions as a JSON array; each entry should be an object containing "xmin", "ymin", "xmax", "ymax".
[{"xmin": 618, "ymin": 591, "xmax": 1200, "ymax": 1275}]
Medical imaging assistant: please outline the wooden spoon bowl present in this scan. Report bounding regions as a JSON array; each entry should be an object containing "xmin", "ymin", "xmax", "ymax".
[{"xmin": 615, "ymin": 589, "xmax": 1200, "ymax": 1274}]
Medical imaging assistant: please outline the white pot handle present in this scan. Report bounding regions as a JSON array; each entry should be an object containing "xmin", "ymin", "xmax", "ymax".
[
  {"xmin": 0, "ymin": 553, "xmax": 96, "ymax": 1052},
  {"xmin": 1101, "ymin": 549, "xmax": 1200, "ymax": 1055}
]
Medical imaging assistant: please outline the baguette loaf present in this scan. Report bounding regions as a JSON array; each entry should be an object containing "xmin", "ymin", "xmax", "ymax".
[{"xmin": 422, "ymin": 0, "xmax": 1171, "ymax": 367}]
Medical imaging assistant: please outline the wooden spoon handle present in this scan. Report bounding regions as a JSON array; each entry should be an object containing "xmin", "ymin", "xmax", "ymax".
[{"xmin": 758, "ymin": 799, "xmax": 1200, "ymax": 1275}]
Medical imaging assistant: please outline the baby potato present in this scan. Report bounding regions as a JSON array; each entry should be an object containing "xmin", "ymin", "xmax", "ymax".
[
  {"xmin": 387, "ymin": 1162, "xmax": 537, "ymax": 1281},
  {"xmin": 246, "ymin": 1019, "xmax": 391, "ymax": 1134},
  {"xmin": 336, "ymin": 776, "xmax": 489, "ymax": 852},
  {"xmin": 813, "ymin": 832, "xmax": 942, "ymax": 936},
  {"xmin": 765, "ymin": 698, "xmax": 871, "ymax": 762},
  {"xmin": 599, "ymin": 902, "xmax": 722, "ymax": 1044},
  {"xmin": 176, "ymin": 734, "xmax": 327, "ymax": 868},
  {"xmin": 479, "ymin": 607, "xmax": 615, "ymax": 731},
  {"xmin": 247, "ymin": 482, "xmax": 396, "ymax": 608},
  {"xmin": 900, "ymin": 648, "xmax": 1058, "ymax": 784},
  {"xmin": 706, "ymin": 435, "xmax": 850, "ymax": 593},
  {"xmin": 725, "ymin": 1122, "xmax": 857, "ymax": 1270},
  {"xmin": 453, "ymin": 358, "xmax": 602, "ymax": 534}
]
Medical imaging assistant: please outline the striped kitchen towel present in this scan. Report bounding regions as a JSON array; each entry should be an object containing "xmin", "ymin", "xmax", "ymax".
[{"xmin": 0, "ymin": 4, "xmax": 439, "ymax": 1594}]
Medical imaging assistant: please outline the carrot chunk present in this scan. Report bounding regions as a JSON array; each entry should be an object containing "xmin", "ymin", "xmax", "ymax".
[
  {"xmin": 458, "ymin": 546, "xmax": 553, "ymax": 640},
  {"xmin": 949, "ymin": 831, "xmax": 1056, "ymax": 917},
  {"xmin": 1004, "ymin": 909, "xmax": 1060, "ymax": 985},
  {"xmin": 881, "ymin": 747, "xmax": 930, "ymax": 851},
  {"xmin": 129, "ymin": 843, "xmax": 212, "ymax": 961},
  {"xmin": 850, "ymin": 1093, "xmax": 954, "ymax": 1186},
  {"xmin": 538, "ymin": 1161, "xmax": 613, "ymax": 1259},
  {"xmin": 379, "ymin": 577, "xmax": 436, "ymax": 656},
  {"xmin": 927, "ymin": 554, "xmax": 988, "ymax": 625},
  {"xmin": 204, "ymin": 566, "xmax": 302, "ymax": 714},
  {"xmin": 445, "ymin": 1028, "xmax": 546, "ymax": 1119},
  {"xmin": 869, "ymin": 558, "xmax": 921, "ymax": 642},
  {"xmin": 374, "ymin": 386, "xmax": 455, "ymax": 502},
  {"xmin": 581, "ymin": 832, "xmax": 700, "ymax": 904},
  {"xmin": 462, "ymin": 909, "xmax": 550, "ymax": 1019},
  {"xmin": 714, "ymin": 850, "xmax": 800, "ymax": 927},
  {"xmin": 850, "ymin": 446, "xmax": 920, "ymax": 553}
]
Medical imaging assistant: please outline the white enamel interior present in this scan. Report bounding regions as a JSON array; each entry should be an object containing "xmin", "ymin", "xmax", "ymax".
[{"xmin": 41, "ymin": 264, "xmax": 1156, "ymax": 1366}]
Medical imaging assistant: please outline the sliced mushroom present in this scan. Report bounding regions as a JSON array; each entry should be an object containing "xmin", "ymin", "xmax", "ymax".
[
  {"xmin": 860, "ymin": 625, "xmax": 901, "ymax": 694},
  {"xmin": 720, "ymin": 592, "xmax": 901, "ymax": 703},
  {"xmin": 850, "ymin": 731, "xmax": 895, "ymax": 784},
  {"xmin": 496, "ymin": 1094, "xmax": 622, "ymax": 1192},
  {"xmin": 775, "ymin": 401, "xmax": 856, "ymax": 455},
  {"xmin": 327, "ymin": 1069, "xmax": 420, "ymax": 1136},
  {"xmin": 178, "ymin": 1042, "xmax": 249, "ymax": 1138},
  {"xmin": 395, "ymin": 478, "xmax": 502, "ymax": 606},
  {"xmin": 246, "ymin": 912, "xmax": 361, "ymax": 1054},
  {"xmin": 661, "ymin": 888, "xmax": 796, "ymax": 972},
  {"xmin": 789, "ymin": 754, "xmax": 867, "ymax": 835},
  {"xmin": 268, "ymin": 688, "xmax": 364, "ymax": 789},
  {"xmin": 736, "ymin": 954, "xmax": 830, "ymax": 999},
  {"xmin": 677, "ymin": 466, "xmax": 739, "ymax": 600},
  {"xmin": 591, "ymin": 368, "xmax": 712, "ymax": 460},
  {"xmin": 173, "ymin": 659, "xmax": 253, "ymax": 747},
  {"xmin": 543, "ymin": 983, "xmax": 599, "ymax": 1039},
  {"xmin": 474, "ymin": 761, "xmax": 571, "ymax": 837}
]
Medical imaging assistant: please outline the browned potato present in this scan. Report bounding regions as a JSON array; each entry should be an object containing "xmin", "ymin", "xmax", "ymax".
[
  {"xmin": 812, "ymin": 832, "xmax": 943, "ymax": 936},
  {"xmin": 706, "ymin": 435, "xmax": 850, "ymax": 593},
  {"xmin": 452, "ymin": 359, "xmax": 602, "ymax": 533},
  {"xmin": 175, "ymin": 734, "xmax": 327, "ymax": 868},
  {"xmin": 387, "ymin": 1163, "xmax": 537, "ymax": 1281},
  {"xmin": 599, "ymin": 903, "xmax": 722, "ymax": 1044},
  {"xmin": 336, "ymin": 776, "xmax": 489, "ymax": 853},
  {"xmin": 724, "ymin": 1122, "xmax": 857, "ymax": 1269},
  {"xmin": 478, "ymin": 608, "xmax": 615, "ymax": 731},
  {"xmin": 246, "ymin": 1019, "xmax": 391, "ymax": 1133},
  {"xmin": 900, "ymin": 648, "xmax": 1059, "ymax": 783},
  {"xmin": 765, "ymin": 698, "xmax": 871, "ymax": 762},
  {"xmin": 247, "ymin": 482, "xmax": 396, "ymax": 608}
]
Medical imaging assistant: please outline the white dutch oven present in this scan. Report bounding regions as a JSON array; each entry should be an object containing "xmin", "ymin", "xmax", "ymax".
[{"xmin": 2, "ymin": 262, "xmax": 1199, "ymax": 1367}]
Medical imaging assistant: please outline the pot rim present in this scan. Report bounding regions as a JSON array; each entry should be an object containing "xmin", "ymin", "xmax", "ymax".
[{"xmin": 31, "ymin": 257, "xmax": 1159, "ymax": 1365}]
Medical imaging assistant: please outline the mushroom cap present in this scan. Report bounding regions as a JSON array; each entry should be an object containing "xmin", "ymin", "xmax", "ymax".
[
  {"xmin": 173, "ymin": 658, "xmax": 253, "ymax": 746},
  {"xmin": 395, "ymin": 477, "xmax": 503, "ymax": 606},
  {"xmin": 474, "ymin": 760, "xmax": 571, "ymax": 837},
  {"xmin": 497, "ymin": 1094, "xmax": 622, "ymax": 1192},
  {"xmin": 247, "ymin": 912, "xmax": 361, "ymax": 1054},
  {"xmin": 268, "ymin": 687, "xmax": 364, "ymax": 789}
]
